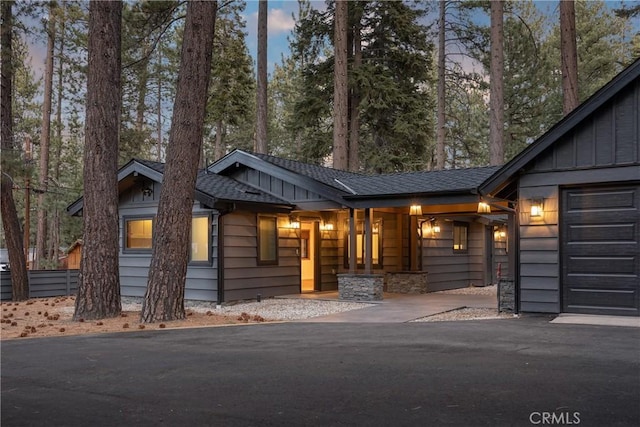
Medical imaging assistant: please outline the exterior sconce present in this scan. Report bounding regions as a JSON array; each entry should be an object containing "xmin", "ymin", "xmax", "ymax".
[
  {"xmin": 409, "ymin": 205, "xmax": 422, "ymax": 216},
  {"xmin": 320, "ymin": 222, "xmax": 334, "ymax": 231},
  {"xmin": 530, "ymin": 199, "xmax": 544, "ymax": 218},
  {"xmin": 477, "ymin": 201, "xmax": 491, "ymax": 214},
  {"xmin": 430, "ymin": 218, "xmax": 440, "ymax": 235},
  {"xmin": 288, "ymin": 217, "xmax": 300, "ymax": 229},
  {"xmin": 494, "ymin": 226, "xmax": 507, "ymax": 242}
]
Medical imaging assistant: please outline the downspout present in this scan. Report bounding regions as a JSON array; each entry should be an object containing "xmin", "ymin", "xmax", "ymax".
[
  {"xmin": 513, "ymin": 203, "xmax": 520, "ymax": 314},
  {"xmin": 216, "ymin": 213, "xmax": 225, "ymax": 307}
]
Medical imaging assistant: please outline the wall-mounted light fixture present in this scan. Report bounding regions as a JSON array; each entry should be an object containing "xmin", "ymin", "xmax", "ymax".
[
  {"xmin": 477, "ymin": 201, "xmax": 491, "ymax": 214},
  {"xmin": 409, "ymin": 205, "xmax": 422, "ymax": 216},
  {"xmin": 320, "ymin": 222, "xmax": 334, "ymax": 231},
  {"xmin": 493, "ymin": 225, "xmax": 507, "ymax": 242},
  {"xmin": 429, "ymin": 218, "xmax": 440, "ymax": 235},
  {"xmin": 530, "ymin": 199, "xmax": 544, "ymax": 218},
  {"xmin": 289, "ymin": 220, "xmax": 300, "ymax": 229}
]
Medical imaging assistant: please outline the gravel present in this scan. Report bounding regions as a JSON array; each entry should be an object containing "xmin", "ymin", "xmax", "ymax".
[
  {"xmin": 119, "ymin": 297, "xmax": 374, "ymax": 321},
  {"xmin": 411, "ymin": 307, "xmax": 517, "ymax": 322}
]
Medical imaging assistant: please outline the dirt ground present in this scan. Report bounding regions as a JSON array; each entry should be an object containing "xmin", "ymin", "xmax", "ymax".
[{"xmin": 0, "ymin": 296, "xmax": 264, "ymax": 340}]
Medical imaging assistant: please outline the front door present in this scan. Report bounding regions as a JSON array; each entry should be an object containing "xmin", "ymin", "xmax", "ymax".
[{"xmin": 300, "ymin": 222, "xmax": 318, "ymax": 292}]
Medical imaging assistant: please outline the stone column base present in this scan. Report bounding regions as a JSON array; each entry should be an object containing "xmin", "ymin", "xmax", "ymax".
[
  {"xmin": 385, "ymin": 271, "xmax": 428, "ymax": 294},
  {"xmin": 338, "ymin": 274, "xmax": 384, "ymax": 301},
  {"xmin": 498, "ymin": 279, "xmax": 515, "ymax": 313}
]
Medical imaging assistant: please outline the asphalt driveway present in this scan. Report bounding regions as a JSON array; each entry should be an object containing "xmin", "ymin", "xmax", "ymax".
[{"xmin": 2, "ymin": 316, "xmax": 639, "ymax": 426}]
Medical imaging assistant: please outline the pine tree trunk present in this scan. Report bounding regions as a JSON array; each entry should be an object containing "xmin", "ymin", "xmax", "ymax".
[
  {"xmin": 489, "ymin": 0, "xmax": 504, "ymax": 166},
  {"xmin": 136, "ymin": 42, "xmax": 150, "ymax": 132},
  {"xmin": 215, "ymin": 119, "xmax": 224, "ymax": 160},
  {"xmin": 141, "ymin": 1, "xmax": 217, "ymax": 323},
  {"xmin": 35, "ymin": 4, "xmax": 56, "ymax": 270},
  {"xmin": 73, "ymin": 0, "xmax": 122, "ymax": 321},
  {"xmin": 560, "ymin": 0, "xmax": 578, "ymax": 115},
  {"xmin": 49, "ymin": 15, "xmax": 66, "ymax": 267},
  {"xmin": 348, "ymin": 4, "xmax": 361, "ymax": 172},
  {"xmin": 1, "ymin": 0, "xmax": 29, "ymax": 300},
  {"xmin": 333, "ymin": 0, "xmax": 349, "ymax": 170},
  {"xmin": 255, "ymin": 0, "xmax": 268, "ymax": 153},
  {"xmin": 435, "ymin": 0, "xmax": 446, "ymax": 170}
]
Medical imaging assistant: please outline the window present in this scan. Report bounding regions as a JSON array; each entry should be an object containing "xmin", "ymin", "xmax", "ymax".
[
  {"xmin": 453, "ymin": 222, "xmax": 468, "ymax": 252},
  {"xmin": 190, "ymin": 215, "xmax": 210, "ymax": 262},
  {"xmin": 124, "ymin": 215, "xmax": 211, "ymax": 263},
  {"xmin": 258, "ymin": 215, "xmax": 278, "ymax": 265},
  {"xmin": 125, "ymin": 217, "xmax": 153, "ymax": 250},
  {"xmin": 344, "ymin": 219, "xmax": 382, "ymax": 268}
]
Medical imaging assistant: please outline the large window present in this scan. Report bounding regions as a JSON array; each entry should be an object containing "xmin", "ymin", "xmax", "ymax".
[
  {"xmin": 453, "ymin": 222, "xmax": 468, "ymax": 253},
  {"xmin": 125, "ymin": 217, "xmax": 153, "ymax": 250},
  {"xmin": 258, "ymin": 215, "xmax": 278, "ymax": 265},
  {"xmin": 124, "ymin": 215, "xmax": 211, "ymax": 264},
  {"xmin": 190, "ymin": 215, "xmax": 210, "ymax": 262},
  {"xmin": 344, "ymin": 219, "xmax": 382, "ymax": 268}
]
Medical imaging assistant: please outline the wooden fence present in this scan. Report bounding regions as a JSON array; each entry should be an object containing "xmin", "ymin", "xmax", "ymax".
[{"xmin": 0, "ymin": 270, "xmax": 79, "ymax": 301}]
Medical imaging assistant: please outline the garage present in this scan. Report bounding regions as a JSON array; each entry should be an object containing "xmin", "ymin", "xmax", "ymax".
[
  {"xmin": 480, "ymin": 58, "xmax": 640, "ymax": 317},
  {"xmin": 562, "ymin": 185, "xmax": 640, "ymax": 316}
]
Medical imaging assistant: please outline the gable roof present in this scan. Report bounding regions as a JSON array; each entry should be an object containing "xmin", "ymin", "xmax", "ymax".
[
  {"xmin": 481, "ymin": 57, "xmax": 640, "ymax": 196},
  {"xmin": 208, "ymin": 149, "xmax": 364, "ymax": 204},
  {"xmin": 67, "ymin": 158, "xmax": 293, "ymax": 216}
]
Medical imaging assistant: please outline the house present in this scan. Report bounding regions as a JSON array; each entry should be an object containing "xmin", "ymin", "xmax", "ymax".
[
  {"xmin": 481, "ymin": 58, "xmax": 640, "ymax": 317},
  {"xmin": 68, "ymin": 151, "xmax": 509, "ymax": 304}
]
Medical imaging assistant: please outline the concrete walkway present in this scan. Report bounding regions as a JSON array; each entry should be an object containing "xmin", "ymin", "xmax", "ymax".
[{"xmin": 279, "ymin": 291, "xmax": 498, "ymax": 323}]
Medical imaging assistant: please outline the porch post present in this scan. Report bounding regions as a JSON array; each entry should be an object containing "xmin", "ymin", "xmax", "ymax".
[
  {"xmin": 409, "ymin": 214, "xmax": 418, "ymax": 271},
  {"xmin": 349, "ymin": 208, "xmax": 356, "ymax": 274},
  {"xmin": 364, "ymin": 208, "xmax": 372, "ymax": 274}
]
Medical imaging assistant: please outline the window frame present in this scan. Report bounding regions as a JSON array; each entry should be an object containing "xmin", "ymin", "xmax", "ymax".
[
  {"xmin": 257, "ymin": 215, "xmax": 279, "ymax": 266},
  {"xmin": 343, "ymin": 219, "xmax": 383, "ymax": 269},
  {"xmin": 189, "ymin": 214, "xmax": 212, "ymax": 265},
  {"xmin": 453, "ymin": 221, "xmax": 469, "ymax": 253},
  {"xmin": 123, "ymin": 215, "xmax": 154, "ymax": 253}
]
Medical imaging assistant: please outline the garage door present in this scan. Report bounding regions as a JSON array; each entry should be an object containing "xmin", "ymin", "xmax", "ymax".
[{"xmin": 562, "ymin": 184, "xmax": 640, "ymax": 316}]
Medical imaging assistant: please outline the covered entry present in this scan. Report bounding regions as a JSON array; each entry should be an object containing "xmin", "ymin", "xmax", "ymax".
[{"xmin": 562, "ymin": 184, "xmax": 640, "ymax": 316}]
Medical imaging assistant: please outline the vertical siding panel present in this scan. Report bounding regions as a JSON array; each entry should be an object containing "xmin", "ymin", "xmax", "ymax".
[
  {"xmin": 615, "ymin": 88, "xmax": 637, "ymax": 163},
  {"xmin": 595, "ymin": 107, "xmax": 613, "ymax": 165},
  {"xmin": 575, "ymin": 121, "xmax": 594, "ymax": 167}
]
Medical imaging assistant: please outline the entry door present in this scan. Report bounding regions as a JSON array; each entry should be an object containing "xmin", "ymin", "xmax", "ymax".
[
  {"xmin": 300, "ymin": 222, "xmax": 319, "ymax": 292},
  {"xmin": 561, "ymin": 184, "xmax": 640, "ymax": 316}
]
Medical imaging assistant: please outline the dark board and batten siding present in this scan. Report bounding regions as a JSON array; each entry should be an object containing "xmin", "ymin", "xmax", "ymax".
[
  {"xmin": 119, "ymin": 186, "xmax": 219, "ymax": 302},
  {"xmin": 222, "ymin": 212, "xmax": 300, "ymax": 301},
  {"xmin": 518, "ymin": 78, "xmax": 640, "ymax": 314},
  {"xmin": 233, "ymin": 169, "xmax": 325, "ymax": 202}
]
